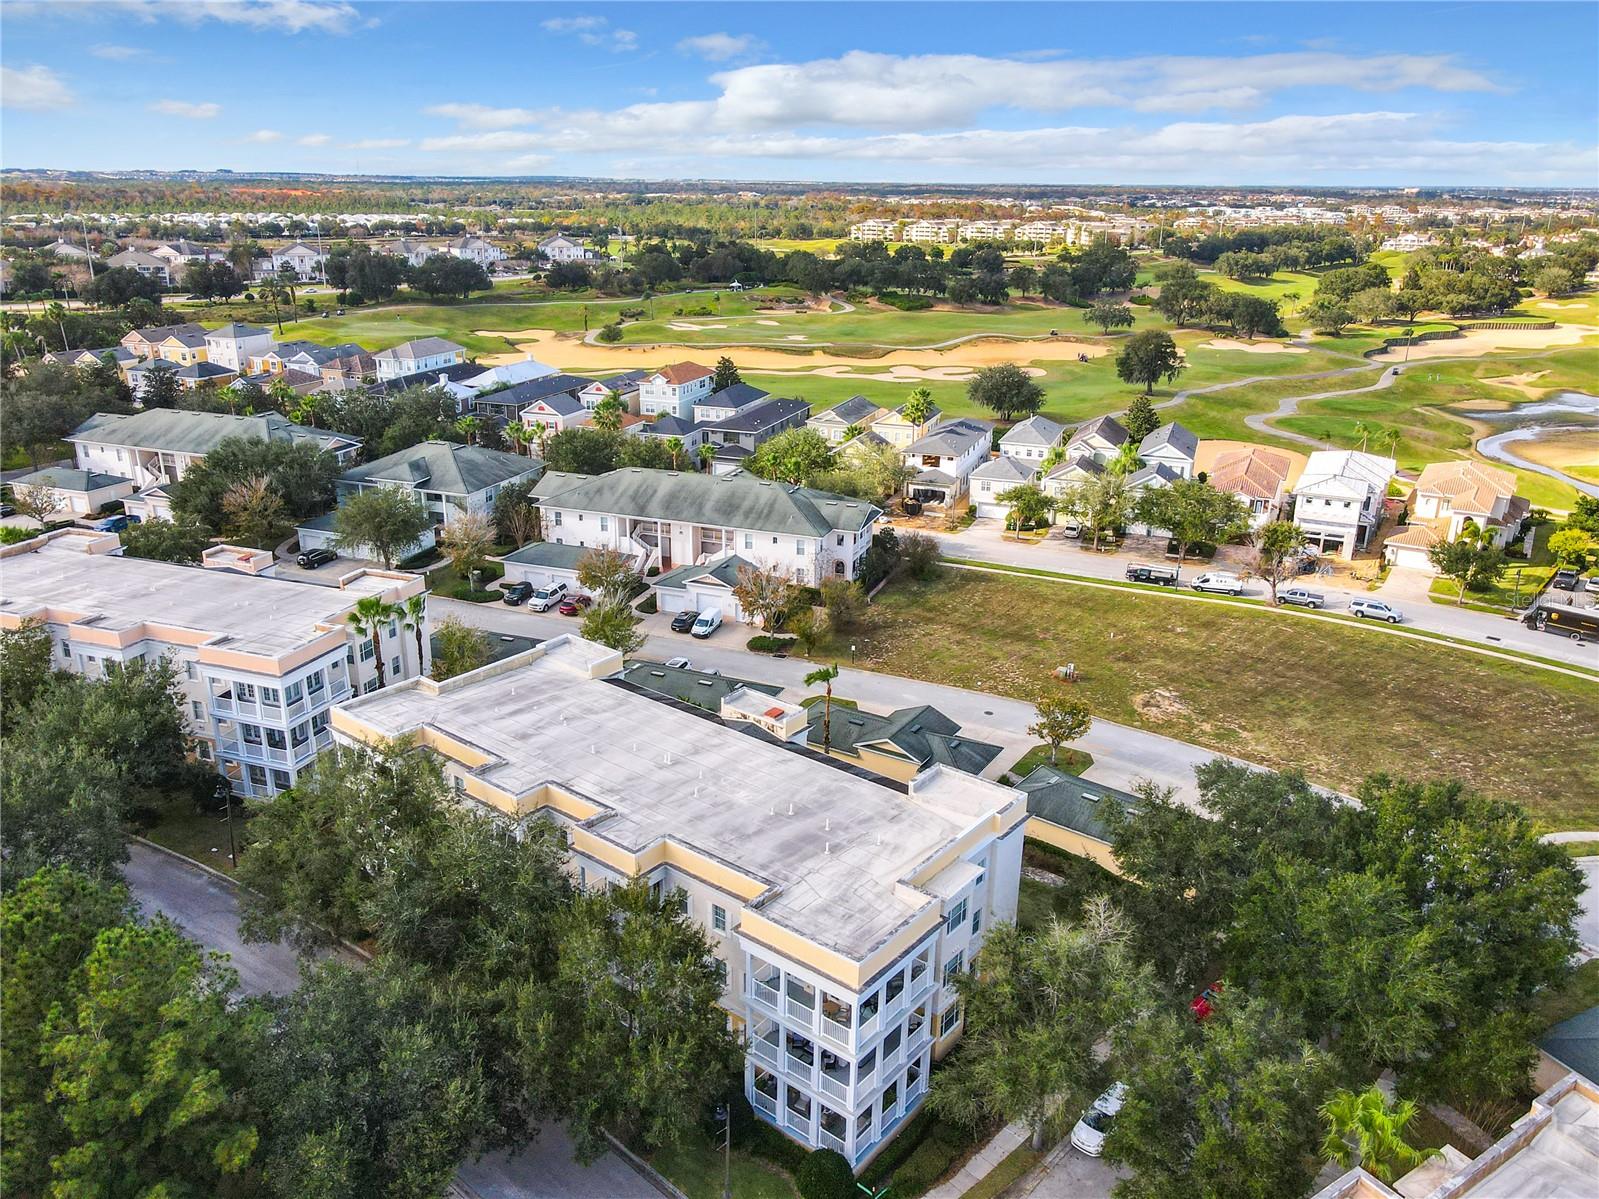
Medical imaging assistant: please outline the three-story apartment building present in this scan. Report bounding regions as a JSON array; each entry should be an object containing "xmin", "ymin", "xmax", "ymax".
[
  {"xmin": 330, "ymin": 637, "xmax": 1026, "ymax": 1170},
  {"xmin": 0, "ymin": 529, "xmax": 428, "ymax": 800}
]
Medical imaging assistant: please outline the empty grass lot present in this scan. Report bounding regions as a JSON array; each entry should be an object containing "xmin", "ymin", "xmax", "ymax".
[{"xmin": 824, "ymin": 571, "xmax": 1599, "ymax": 827}]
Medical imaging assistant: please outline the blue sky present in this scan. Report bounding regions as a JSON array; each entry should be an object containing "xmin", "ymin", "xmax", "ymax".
[{"xmin": 2, "ymin": 1, "xmax": 1595, "ymax": 186}]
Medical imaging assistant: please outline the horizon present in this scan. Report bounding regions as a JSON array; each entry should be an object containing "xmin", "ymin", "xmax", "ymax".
[{"xmin": 2, "ymin": 0, "xmax": 1595, "ymax": 188}]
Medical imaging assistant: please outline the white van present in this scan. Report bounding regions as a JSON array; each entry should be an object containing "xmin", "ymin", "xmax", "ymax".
[
  {"xmin": 1191, "ymin": 571, "xmax": 1244, "ymax": 596},
  {"xmin": 690, "ymin": 607, "xmax": 723, "ymax": 639}
]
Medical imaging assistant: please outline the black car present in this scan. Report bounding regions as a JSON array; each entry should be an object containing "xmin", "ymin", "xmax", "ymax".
[
  {"xmin": 0, "ymin": 503, "xmax": 14, "ymax": 517},
  {"xmin": 1551, "ymin": 569, "xmax": 1581, "ymax": 592},
  {"xmin": 670, "ymin": 609, "xmax": 699, "ymax": 633},
  {"xmin": 502, "ymin": 580, "xmax": 534, "ymax": 606},
  {"xmin": 296, "ymin": 547, "xmax": 338, "ymax": 569}
]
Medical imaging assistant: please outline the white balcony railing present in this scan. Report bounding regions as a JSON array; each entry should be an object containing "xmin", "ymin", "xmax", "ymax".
[
  {"xmin": 751, "ymin": 979, "xmax": 780, "ymax": 1011},
  {"xmin": 819, "ymin": 1014, "xmax": 851, "ymax": 1051},
  {"xmin": 286, "ymin": 697, "xmax": 308, "ymax": 720},
  {"xmin": 880, "ymin": 1046, "xmax": 901, "ymax": 1074},
  {"xmin": 786, "ymin": 996, "xmax": 816, "ymax": 1025},
  {"xmin": 752, "ymin": 1089, "xmax": 777, "ymax": 1119},
  {"xmin": 314, "ymin": 730, "xmax": 333, "ymax": 750},
  {"xmin": 212, "ymin": 695, "xmax": 235, "ymax": 714},
  {"xmin": 215, "ymin": 738, "xmax": 242, "ymax": 757},
  {"xmin": 749, "ymin": 1037, "xmax": 781, "ymax": 1070},
  {"xmin": 818, "ymin": 1072, "xmax": 850, "ymax": 1104},
  {"xmin": 819, "ymin": 1127, "xmax": 846, "ymax": 1155},
  {"xmin": 784, "ymin": 1111, "xmax": 813, "ymax": 1142}
]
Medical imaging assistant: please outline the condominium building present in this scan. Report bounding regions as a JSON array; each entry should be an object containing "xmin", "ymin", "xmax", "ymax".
[
  {"xmin": 330, "ymin": 636, "xmax": 1027, "ymax": 1169},
  {"xmin": 958, "ymin": 220, "xmax": 1015, "ymax": 242},
  {"xmin": 1014, "ymin": 220, "xmax": 1069, "ymax": 245},
  {"xmin": 0, "ymin": 528, "xmax": 428, "ymax": 800},
  {"xmin": 848, "ymin": 219, "xmax": 901, "ymax": 242},
  {"xmin": 900, "ymin": 219, "xmax": 961, "ymax": 244}
]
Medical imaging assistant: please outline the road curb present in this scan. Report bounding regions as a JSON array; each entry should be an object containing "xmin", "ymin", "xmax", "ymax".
[{"xmin": 601, "ymin": 1132, "xmax": 689, "ymax": 1199}]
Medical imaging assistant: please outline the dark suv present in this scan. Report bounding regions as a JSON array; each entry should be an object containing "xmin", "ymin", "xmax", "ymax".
[
  {"xmin": 502, "ymin": 580, "xmax": 534, "ymax": 606},
  {"xmin": 670, "ymin": 609, "xmax": 699, "ymax": 633},
  {"xmin": 296, "ymin": 547, "xmax": 338, "ymax": 569}
]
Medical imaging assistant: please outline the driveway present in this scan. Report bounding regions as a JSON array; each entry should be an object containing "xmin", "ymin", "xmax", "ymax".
[
  {"xmin": 1574, "ymin": 856, "xmax": 1599, "ymax": 962},
  {"xmin": 1011, "ymin": 1137, "xmax": 1127, "ymax": 1199}
]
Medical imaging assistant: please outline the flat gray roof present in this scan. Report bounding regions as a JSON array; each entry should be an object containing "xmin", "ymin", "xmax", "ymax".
[{"xmin": 339, "ymin": 639, "xmax": 1021, "ymax": 962}]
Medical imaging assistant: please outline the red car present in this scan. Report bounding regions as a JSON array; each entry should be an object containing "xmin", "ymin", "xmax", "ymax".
[
  {"xmin": 557, "ymin": 595, "xmax": 592, "ymax": 616},
  {"xmin": 1190, "ymin": 982, "xmax": 1224, "ymax": 1021}
]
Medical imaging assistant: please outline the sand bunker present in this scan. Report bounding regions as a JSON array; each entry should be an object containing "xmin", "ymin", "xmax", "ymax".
[
  {"xmin": 1202, "ymin": 338, "xmax": 1308, "ymax": 355},
  {"xmin": 1535, "ymin": 301, "xmax": 1589, "ymax": 310},
  {"xmin": 754, "ymin": 364, "xmax": 1045, "ymax": 382},
  {"xmin": 666, "ymin": 321, "xmax": 727, "ymax": 331},
  {"xmin": 1370, "ymin": 324, "xmax": 1599, "ymax": 362},
  {"xmin": 473, "ymin": 328, "xmax": 1111, "ymax": 371},
  {"xmin": 1508, "ymin": 430, "xmax": 1599, "ymax": 474},
  {"xmin": 755, "ymin": 319, "xmax": 782, "ymax": 326},
  {"xmin": 1484, "ymin": 371, "xmax": 1552, "ymax": 398}
]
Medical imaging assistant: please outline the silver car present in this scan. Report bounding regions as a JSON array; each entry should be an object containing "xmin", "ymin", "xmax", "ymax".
[{"xmin": 1349, "ymin": 598, "xmax": 1403, "ymax": 624}]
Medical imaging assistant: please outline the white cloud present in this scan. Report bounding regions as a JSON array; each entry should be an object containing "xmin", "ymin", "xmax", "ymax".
[
  {"xmin": 540, "ymin": 13, "xmax": 637, "ymax": 52},
  {"xmin": 676, "ymin": 33, "xmax": 764, "ymax": 62},
  {"xmin": 425, "ymin": 102, "xmax": 541, "ymax": 129},
  {"xmin": 344, "ymin": 137, "xmax": 409, "ymax": 149},
  {"xmin": 150, "ymin": 98, "xmax": 220, "ymax": 119},
  {"xmin": 1, "ymin": 64, "xmax": 74, "ymax": 110},
  {"xmin": 298, "ymin": 132, "xmax": 331, "ymax": 146},
  {"xmin": 244, "ymin": 128, "xmax": 284, "ymax": 142},
  {"xmin": 89, "ymin": 43, "xmax": 145, "ymax": 59},
  {"xmin": 110, "ymin": 0, "xmax": 360, "ymax": 34},
  {"xmin": 420, "ymin": 131, "xmax": 547, "ymax": 153}
]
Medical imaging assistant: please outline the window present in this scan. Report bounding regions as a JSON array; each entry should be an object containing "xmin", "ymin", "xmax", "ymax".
[
  {"xmin": 284, "ymin": 680, "xmax": 303, "ymax": 705},
  {"xmin": 795, "ymin": 540, "xmax": 805, "ymax": 555},
  {"xmin": 939, "ymin": 1005, "xmax": 963, "ymax": 1036},
  {"xmin": 599, "ymin": 517, "xmax": 608, "ymax": 532},
  {"xmin": 191, "ymin": 701, "xmax": 203, "ymax": 719},
  {"xmin": 971, "ymin": 907, "xmax": 982, "ymax": 935},
  {"xmin": 271, "ymin": 769, "xmax": 291, "ymax": 791},
  {"xmin": 60, "ymin": 639, "xmax": 70, "ymax": 658},
  {"xmin": 359, "ymin": 640, "xmax": 375, "ymax": 662},
  {"xmin": 712, "ymin": 958, "xmax": 728, "ymax": 990},
  {"xmin": 266, "ymin": 728, "xmax": 287, "ymax": 750},
  {"xmin": 945, "ymin": 899, "xmax": 967, "ymax": 933},
  {"xmin": 248, "ymin": 765, "xmax": 268, "ymax": 787},
  {"xmin": 260, "ymin": 686, "xmax": 280, "ymax": 704},
  {"xmin": 943, "ymin": 951, "xmax": 964, "ymax": 986},
  {"xmin": 306, "ymin": 671, "xmax": 325, "ymax": 698},
  {"xmin": 712, "ymin": 904, "xmax": 727, "ymax": 932},
  {"xmin": 185, "ymin": 661, "xmax": 197, "ymax": 680},
  {"xmin": 237, "ymin": 682, "xmax": 256, "ymax": 702},
  {"xmin": 744, "ymin": 534, "xmax": 753, "ymax": 550},
  {"xmin": 836, "ymin": 533, "xmax": 845, "ymax": 546},
  {"xmin": 387, "ymin": 622, "xmax": 398, "ymax": 639},
  {"xmin": 197, "ymin": 743, "xmax": 212, "ymax": 761},
  {"xmin": 553, "ymin": 512, "xmax": 563, "ymax": 526},
  {"xmin": 391, "ymin": 656, "xmax": 401, "ymax": 678},
  {"xmin": 363, "ymin": 679, "xmax": 379, "ymax": 694}
]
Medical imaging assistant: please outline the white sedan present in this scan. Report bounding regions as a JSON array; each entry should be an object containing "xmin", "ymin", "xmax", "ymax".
[{"xmin": 1070, "ymin": 1083, "xmax": 1127, "ymax": 1157}]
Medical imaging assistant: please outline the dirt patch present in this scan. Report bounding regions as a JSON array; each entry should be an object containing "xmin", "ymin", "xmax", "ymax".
[
  {"xmin": 472, "ymin": 327, "xmax": 1111, "ymax": 371},
  {"xmin": 1202, "ymin": 338, "xmax": 1309, "ymax": 355},
  {"xmin": 1370, "ymin": 324, "xmax": 1599, "ymax": 362},
  {"xmin": 1483, "ymin": 370, "xmax": 1552, "ymax": 398},
  {"xmin": 1132, "ymin": 688, "xmax": 1192, "ymax": 721}
]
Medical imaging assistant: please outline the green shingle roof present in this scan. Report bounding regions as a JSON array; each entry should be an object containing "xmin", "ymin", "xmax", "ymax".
[
  {"xmin": 1017, "ymin": 765, "xmax": 1139, "ymax": 843},
  {"xmin": 500, "ymin": 541, "xmax": 591, "ymax": 570},
  {"xmin": 808, "ymin": 704, "xmax": 1002, "ymax": 776},
  {"xmin": 68, "ymin": 409, "xmax": 354, "ymax": 456},
  {"xmin": 620, "ymin": 660, "xmax": 782, "ymax": 713},
  {"xmin": 12, "ymin": 468, "xmax": 130, "ymax": 492},
  {"xmin": 535, "ymin": 468, "xmax": 879, "ymax": 537},
  {"xmin": 339, "ymin": 441, "xmax": 541, "ymax": 496},
  {"xmin": 653, "ymin": 553, "xmax": 758, "ymax": 591},
  {"xmin": 1539, "ymin": 1004, "xmax": 1599, "ymax": 1085}
]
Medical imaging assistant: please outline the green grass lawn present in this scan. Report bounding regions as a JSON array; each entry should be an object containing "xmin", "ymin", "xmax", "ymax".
[
  {"xmin": 1558, "ymin": 839, "xmax": 1599, "ymax": 857},
  {"xmin": 649, "ymin": 1136, "xmax": 797, "ymax": 1199},
  {"xmin": 1004, "ymin": 743, "xmax": 1093, "ymax": 780},
  {"xmin": 960, "ymin": 1142, "xmax": 1044, "ymax": 1199},
  {"xmin": 136, "ymin": 801, "xmax": 246, "ymax": 876},
  {"xmin": 815, "ymin": 571, "xmax": 1599, "ymax": 826},
  {"xmin": 1532, "ymin": 960, "xmax": 1599, "ymax": 1032}
]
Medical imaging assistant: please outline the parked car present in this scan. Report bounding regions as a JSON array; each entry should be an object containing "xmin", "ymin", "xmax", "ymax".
[
  {"xmin": 1125, "ymin": 563, "xmax": 1180, "ymax": 586},
  {"xmin": 1276, "ymin": 587, "xmax": 1326, "ymax": 609},
  {"xmin": 91, "ymin": 514, "xmax": 141, "ymax": 534},
  {"xmin": 528, "ymin": 583, "xmax": 567, "ymax": 612},
  {"xmin": 557, "ymin": 595, "xmax": 592, "ymax": 616},
  {"xmin": 690, "ymin": 607, "xmax": 723, "ymax": 639},
  {"xmin": 670, "ymin": 609, "xmax": 700, "ymax": 633},
  {"xmin": 1349, "ymin": 598, "xmax": 1403, "ymax": 624},
  {"xmin": 1551, "ymin": 569, "xmax": 1581, "ymax": 592},
  {"xmin": 1191, "ymin": 571, "xmax": 1244, "ymax": 596},
  {"xmin": 1070, "ymin": 1084, "xmax": 1127, "ymax": 1157},
  {"xmin": 664, "ymin": 657, "xmax": 692, "ymax": 670},
  {"xmin": 296, "ymin": 546, "xmax": 338, "ymax": 569},
  {"xmin": 0, "ymin": 503, "xmax": 15, "ymax": 517},
  {"xmin": 1191, "ymin": 982, "xmax": 1224, "ymax": 1021},
  {"xmin": 501, "ymin": 580, "xmax": 534, "ymax": 606}
]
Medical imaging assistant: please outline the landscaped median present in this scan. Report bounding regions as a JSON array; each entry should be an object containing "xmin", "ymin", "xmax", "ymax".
[{"xmin": 811, "ymin": 569, "xmax": 1599, "ymax": 827}]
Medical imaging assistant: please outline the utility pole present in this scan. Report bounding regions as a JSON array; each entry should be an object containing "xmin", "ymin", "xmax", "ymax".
[{"xmin": 715, "ymin": 1103, "xmax": 731, "ymax": 1199}]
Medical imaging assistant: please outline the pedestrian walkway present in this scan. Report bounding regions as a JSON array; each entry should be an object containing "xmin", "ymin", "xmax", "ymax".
[{"xmin": 924, "ymin": 1121, "xmax": 1029, "ymax": 1199}]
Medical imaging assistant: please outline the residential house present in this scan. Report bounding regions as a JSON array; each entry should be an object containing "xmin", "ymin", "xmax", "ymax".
[
  {"xmin": 1065, "ymin": 414, "xmax": 1129, "ymax": 466},
  {"xmin": 203, "ymin": 323, "xmax": 275, "ymax": 373},
  {"xmin": 1309, "ymin": 1073, "xmax": 1599, "ymax": 1199},
  {"xmin": 171, "ymin": 361, "xmax": 239, "ymax": 391},
  {"xmin": 232, "ymin": 368, "xmax": 321, "ymax": 397},
  {"xmin": 446, "ymin": 235, "xmax": 505, "ymax": 265},
  {"xmin": 106, "ymin": 249, "xmax": 172, "ymax": 285},
  {"xmin": 1207, "ymin": 446, "xmax": 1294, "ymax": 527},
  {"xmin": 639, "ymin": 362, "xmax": 716, "ymax": 420},
  {"xmin": 1018, "ymin": 764, "xmax": 1138, "ymax": 878},
  {"xmin": 317, "ymin": 348, "xmax": 378, "ymax": 391},
  {"xmin": 1383, "ymin": 460, "xmax": 1529, "ymax": 572},
  {"xmin": 151, "ymin": 240, "xmax": 221, "ymax": 266},
  {"xmin": 997, "ymin": 415, "xmax": 1065, "ymax": 465},
  {"xmin": 807, "ymin": 703, "xmax": 1003, "ymax": 782},
  {"xmin": 533, "ymin": 467, "xmax": 881, "ymax": 582},
  {"xmin": 496, "ymin": 541, "xmax": 595, "ymax": 596},
  {"xmin": 1014, "ymin": 221, "xmax": 1069, "ymax": 245},
  {"xmin": 958, "ymin": 220, "xmax": 1016, "ymax": 242},
  {"xmin": 1535, "ymin": 1004, "xmax": 1599, "ymax": 1092},
  {"xmin": 703, "ymin": 397, "xmax": 810, "ymax": 458},
  {"xmin": 122, "ymin": 323, "xmax": 207, "ymax": 363},
  {"xmin": 465, "ymin": 357, "xmax": 560, "ymax": 394},
  {"xmin": 694, "ymin": 382, "xmax": 772, "ymax": 425},
  {"xmin": 809, "ymin": 395, "xmax": 889, "ymax": 445},
  {"xmin": 41, "ymin": 346, "xmax": 135, "ymax": 372},
  {"xmin": 8, "ymin": 467, "xmax": 134, "ymax": 517},
  {"xmin": 518, "ymin": 390, "xmax": 593, "ymax": 435},
  {"xmin": 68, "ymin": 409, "xmax": 360, "ymax": 520},
  {"xmin": 247, "ymin": 339, "xmax": 322, "ymax": 375},
  {"xmin": 153, "ymin": 326, "xmax": 210, "ymax": 366},
  {"xmin": 628, "ymin": 414, "xmax": 706, "ymax": 459},
  {"xmin": 848, "ymin": 219, "xmax": 901, "ymax": 241},
  {"xmin": 619, "ymin": 658, "xmax": 782, "ymax": 712},
  {"xmin": 537, "ymin": 233, "xmax": 598, "ymax": 263},
  {"xmin": 1122, "ymin": 462, "xmax": 1184, "ymax": 536},
  {"xmin": 900, "ymin": 219, "xmax": 961, "ymax": 244},
  {"xmin": 902, "ymin": 419, "xmax": 994, "ymax": 508},
  {"xmin": 269, "ymin": 241, "xmax": 327, "ymax": 281},
  {"xmin": 330, "ymin": 635, "xmax": 1026, "ymax": 1166},
  {"xmin": 370, "ymin": 361, "xmax": 488, "ymax": 401},
  {"xmin": 314, "ymin": 439, "xmax": 542, "ymax": 541},
  {"xmin": 650, "ymin": 552, "xmax": 762, "ymax": 622},
  {"xmin": 1137, "ymin": 422, "xmax": 1198, "ymax": 479},
  {"xmin": 1289, "ymin": 450, "xmax": 1395, "ymax": 558},
  {"xmin": 577, "ymin": 369, "xmax": 650, "ymax": 415},
  {"xmin": 476, "ymin": 372, "xmax": 593, "ymax": 425},
  {"xmin": 970, "ymin": 455, "xmax": 1041, "ymax": 521},
  {"xmin": 41, "ymin": 238, "xmax": 93, "ymax": 261},
  {"xmin": 373, "ymin": 337, "xmax": 468, "ymax": 382},
  {"xmin": 0, "ymin": 527, "xmax": 427, "ymax": 799},
  {"xmin": 388, "ymin": 239, "xmax": 439, "ymax": 267},
  {"xmin": 873, "ymin": 401, "xmax": 943, "ymax": 450}
]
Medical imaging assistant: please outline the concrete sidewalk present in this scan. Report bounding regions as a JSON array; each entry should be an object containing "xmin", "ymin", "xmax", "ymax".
[{"xmin": 924, "ymin": 1122, "xmax": 1029, "ymax": 1199}]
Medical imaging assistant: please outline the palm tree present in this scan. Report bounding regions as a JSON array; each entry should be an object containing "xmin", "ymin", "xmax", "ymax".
[
  {"xmin": 455, "ymin": 415, "xmax": 482, "ymax": 446},
  {"xmin": 505, "ymin": 422, "xmax": 533, "ymax": 457},
  {"xmin": 1351, "ymin": 420, "xmax": 1373, "ymax": 452},
  {"xmin": 346, "ymin": 595, "xmax": 399, "ymax": 691},
  {"xmin": 1320, "ymin": 1086, "xmax": 1434, "ymax": 1185},
  {"xmin": 260, "ymin": 275, "xmax": 289, "ymax": 335},
  {"xmin": 805, "ymin": 663, "xmax": 840, "ymax": 754},
  {"xmin": 663, "ymin": 436, "xmax": 685, "ymax": 470},
  {"xmin": 289, "ymin": 394, "xmax": 324, "ymax": 428},
  {"xmin": 266, "ymin": 376, "xmax": 299, "ymax": 414},
  {"xmin": 400, "ymin": 593, "xmax": 428, "ymax": 675},
  {"xmin": 528, "ymin": 419, "xmax": 551, "ymax": 458},
  {"xmin": 1379, "ymin": 427, "xmax": 1401, "ymax": 458},
  {"xmin": 697, "ymin": 442, "xmax": 717, "ymax": 472}
]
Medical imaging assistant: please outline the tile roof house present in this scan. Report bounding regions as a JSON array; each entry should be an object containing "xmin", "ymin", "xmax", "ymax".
[
  {"xmin": 873, "ymin": 401, "xmax": 944, "ymax": 449},
  {"xmin": 534, "ymin": 467, "xmax": 880, "ymax": 582},
  {"xmin": 1208, "ymin": 445, "xmax": 1294, "ymax": 525},
  {"xmin": 807, "ymin": 703, "xmax": 1003, "ymax": 782},
  {"xmin": 808, "ymin": 394, "xmax": 889, "ymax": 444}
]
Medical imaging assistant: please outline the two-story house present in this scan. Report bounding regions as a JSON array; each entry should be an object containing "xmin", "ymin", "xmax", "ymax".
[
  {"xmin": 269, "ymin": 241, "xmax": 327, "ymax": 281},
  {"xmin": 447, "ymin": 235, "xmax": 505, "ymax": 265},
  {"xmin": 640, "ymin": 362, "xmax": 717, "ymax": 420},
  {"xmin": 1065, "ymin": 414, "xmax": 1128, "ymax": 466},
  {"xmin": 901, "ymin": 419, "xmax": 994, "ymax": 508},
  {"xmin": 203, "ymin": 323, "xmax": 276, "ymax": 373},
  {"xmin": 809, "ymin": 395, "xmax": 889, "ymax": 445},
  {"xmin": 107, "ymin": 249, "xmax": 173, "ymax": 285},
  {"xmin": 970, "ymin": 455, "xmax": 1041, "ymax": 521},
  {"xmin": 693, "ymin": 382, "xmax": 771, "ymax": 425},
  {"xmin": 706, "ymin": 398, "xmax": 811, "ymax": 475},
  {"xmin": 473, "ymin": 372, "xmax": 593, "ymax": 425},
  {"xmin": 1289, "ymin": 450, "xmax": 1395, "ymax": 558},
  {"xmin": 330, "ymin": 636, "xmax": 1026, "ymax": 1170},
  {"xmin": 1383, "ymin": 461, "xmax": 1530, "ymax": 572},
  {"xmin": 537, "ymin": 233, "xmax": 599, "ymax": 263},
  {"xmin": 873, "ymin": 401, "xmax": 942, "ymax": 450},
  {"xmin": 997, "ymin": 415, "xmax": 1065, "ymax": 465},
  {"xmin": 374, "ymin": 337, "xmax": 468, "ymax": 382},
  {"xmin": 1206, "ymin": 445, "xmax": 1294, "ymax": 528},
  {"xmin": 1137, "ymin": 422, "xmax": 1198, "ymax": 478},
  {"xmin": 316, "ymin": 440, "xmax": 543, "ymax": 537},
  {"xmin": 533, "ymin": 467, "xmax": 880, "ymax": 583},
  {"xmin": 578, "ymin": 369, "xmax": 650, "ymax": 415},
  {"xmin": 1, "ymin": 527, "xmax": 428, "ymax": 800},
  {"xmin": 121, "ymin": 323, "xmax": 208, "ymax": 364}
]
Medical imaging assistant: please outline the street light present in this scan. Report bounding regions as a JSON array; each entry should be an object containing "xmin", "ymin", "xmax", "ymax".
[{"xmin": 715, "ymin": 1104, "xmax": 731, "ymax": 1199}]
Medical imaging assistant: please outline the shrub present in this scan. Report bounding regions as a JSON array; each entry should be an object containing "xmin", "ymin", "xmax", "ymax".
[
  {"xmin": 798, "ymin": 1149, "xmax": 856, "ymax": 1199},
  {"xmin": 1129, "ymin": 293, "xmax": 1154, "ymax": 305},
  {"xmin": 596, "ymin": 323, "xmax": 623, "ymax": 343},
  {"xmin": 747, "ymin": 635, "xmax": 797, "ymax": 653},
  {"xmin": 820, "ymin": 579, "xmax": 866, "ymax": 631},
  {"xmin": 901, "ymin": 532, "xmax": 942, "ymax": 581},
  {"xmin": 636, "ymin": 593, "xmax": 658, "ymax": 614},
  {"xmin": 727, "ymin": 1096, "xmax": 810, "ymax": 1173},
  {"xmin": 875, "ymin": 291, "xmax": 934, "ymax": 312}
]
